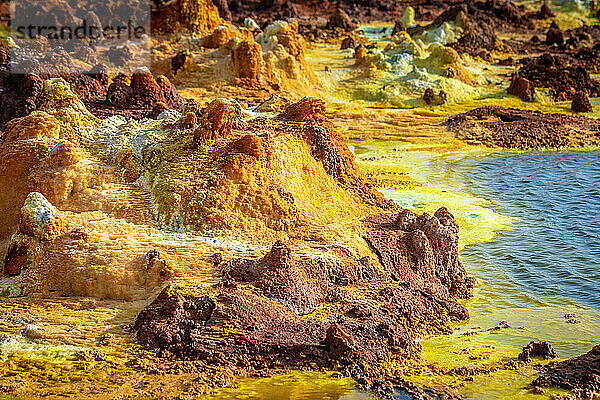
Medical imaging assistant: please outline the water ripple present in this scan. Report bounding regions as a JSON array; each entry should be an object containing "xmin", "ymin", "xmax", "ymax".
[{"xmin": 454, "ymin": 151, "xmax": 600, "ymax": 310}]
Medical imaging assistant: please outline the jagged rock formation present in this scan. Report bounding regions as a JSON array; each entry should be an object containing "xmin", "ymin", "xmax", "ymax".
[
  {"xmin": 169, "ymin": 20, "xmax": 319, "ymax": 94},
  {"xmin": 327, "ymin": 8, "xmax": 357, "ymax": 31},
  {"xmin": 4, "ymin": 193, "xmax": 64, "ymax": 277},
  {"xmin": 546, "ymin": 21, "xmax": 565, "ymax": 46},
  {"xmin": 511, "ymin": 54, "xmax": 600, "ymax": 102},
  {"xmin": 518, "ymin": 341, "xmax": 558, "ymax": 362},
  {"xmin": 147, "ymin": 96, "xmax": 392, "ymax": 238},
  {"xmin": 0, "ymin": 55, "xmax": 184, "ymax": 125},
  {"xmin": 134, "ymin": 222, "xmax": 472, "ymax": 379},
  {"xmin": 87, "ymin": 69, "xmax": 185, "ymax": 119},
  {"xmin": 1, "ymin": 193, "xmax": 173, "ymax": 299},
  {"xmin": 0, "ymin": 62, "xmax": 107, "ymax": 127},
  {"xmin": 571, "ymin": 91, "xmax": 593, "ymax": 113},
  {"xmin": 406, "ymin": 2, "xmax": 527, "ymax": 59},
  {"xmin": 226, "ymin": 0, "xmax": 405, "ymax": 27},
  {"xmin": 364, "ymin": 207, "xmax": 473, "ymax": 299},
  {"xmin": 532, "ymin": 345, "xmax": 600, "ymax": 396},
  {"xmin": 507, "ymin": 75, "xmax": 535, "ymax": 102}
]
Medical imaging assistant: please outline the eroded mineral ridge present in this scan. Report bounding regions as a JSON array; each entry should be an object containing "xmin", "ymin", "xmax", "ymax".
[
  {"xmin": 135, "ymin": 211, "xmax": 473, "ymax": 380},
  {"xmin": 151, "ymin": 0, "xmax": 221, "ymax": 35},
  {"xmin": 88, "ymin": 69, "xmax": 186, "ymax": 119},
  {"xmin": 0, "ymin": 51, "xmax": 185, "ymax": 124},
  {"xmin": 168, "ymin": 20, "xmax": 318, "ymax": 94},
  {"xmin": 0, "ymin": 73, "xmax": 476, "ymax": 394},
  {"xmin": 3, "ymin": 0, "xmax": 599, "ymax": 397}
]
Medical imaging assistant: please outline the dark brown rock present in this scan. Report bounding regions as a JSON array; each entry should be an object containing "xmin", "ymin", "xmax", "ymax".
[
  {"xmin": 446, "ymin": 105, "xmax": 600, "ymax": 149},
  {"xmin": 518, "ymin": 341, "xmax": 558, "ymax": 362},
  {"xmin": 507, "ymin": 75, "xmax": 535, "ymax": 102},
  {"xmin": 135, "ymin": 221, "xmax": 471, "ymax": 375},
  {"xmin": 423, "ymin": 88, "xmax": 435, "ymax": 105},
  {"xmin": 89, "ymin": 70, "xmax": 185, "ymax": 119},
  {"xmin": 340, "ymin": 37, "xmax": 356, "ymax": 50},
  {"xmin": 537, "ymin": 3, "xmax": 555, "ymax": 19},
  {"xmin": 391, "ymin": 21, "xmax": 405, "ymax": 36},
  {"xmin": 532, "ymin": 345, "xmax": 600, "ymax": 394},
  {"xmin": 212, "ymin": 0, "xmax": 232, "ymax": 20},
  {"xmin": 571, "ymin": 91, "xmax": 593, "ymax": 113},
  {"xmin": 4, "ymin": 240, "xmax": 29, "ymax": 276},
  {"xmin": 546, "ymin": 21, "xmax": 564, "ymax": 46},
  {"xmin": 364, "ymin": 207, "xmax": 473, "ymax": 299},
  {"xmin": 328, "ymin": 8, "xmax": 357, "ymax": 31},
  {"xmin": 171, "ymin": 50, "xmax": 190, "ymax": 76},
  {"xmin": 222, "ymin": 240, "xmax": 333, "ymax": 315},
  {"xmin": 450, "ymin": 10, "xmax": 500, "ymax": 59},
  {"xmin": 325, "ymin": 324, "xmax": 356, "ymax": 362},
  {"xmin": 511, "ymin": 53, "xmax": 600, "ymax": 101},
  {"xmin": 134, "ymin": 285, "xmax": 216, "ymax": 355}
]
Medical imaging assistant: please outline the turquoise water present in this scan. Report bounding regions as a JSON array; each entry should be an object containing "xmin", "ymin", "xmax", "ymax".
[{"xmin": 443, "ymin": 151, "xmax": 600, "ymax": 310}]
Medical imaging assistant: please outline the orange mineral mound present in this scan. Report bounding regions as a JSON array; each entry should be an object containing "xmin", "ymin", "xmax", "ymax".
[
  {"xmin": 157, "ymin": 20, "xmax": 320, "ymax": 101},
  {"xmin": 0, "ymin": 83, "xmax": 392, "ymax": 301},
  {"xmin": 152, "ymin": 0, "xmax": 222, "ymax": 36},
  {"xmin": 147, "ymin": 96, "xmax": 393, "ymax": 242}
]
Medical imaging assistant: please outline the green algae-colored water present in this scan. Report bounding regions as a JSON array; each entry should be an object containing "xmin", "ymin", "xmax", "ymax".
[{"xmin": 207, "ymin": 371, "xmax": 368, "ymax": 400}]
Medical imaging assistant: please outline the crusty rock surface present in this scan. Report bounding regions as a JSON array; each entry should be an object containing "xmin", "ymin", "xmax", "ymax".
[
  {"xmin": 512, "ymin": 54, "xmax": 600, "ymax": 101},
  {"xmin": 532, "ymin": 345, "xmax": 600, "ymax": 395},
  {"xmin": 446, "ymin": 106, "xmax": 600, "ymax": 149},
  {"xmin": 507, "ymin": 76, "xmax": 535, "ymax": 102},
  {"xmin": 545, "ymin": 21, "xmax": 564, "ymax": 46},
  {"xmin": 89, "ymin": 70, "xmax": 185, "ymax": 119},
  {"xmin": 135, "ymin": 218, "xmax": 472, "ymax": 377},
  {"xmin": 145, "ymin": 95, "xmax": 394, "ymax": 238},
  {"xmin": 571, "ymin": 91, "xmax": 593, "ymax": 113},
  {"xmin": 364, "ymin": 207, "xmax": 473, "ymax": 299},
  {"xmin": 518, "ymin": 341, "xmax": 558, "ymax": 362}
]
